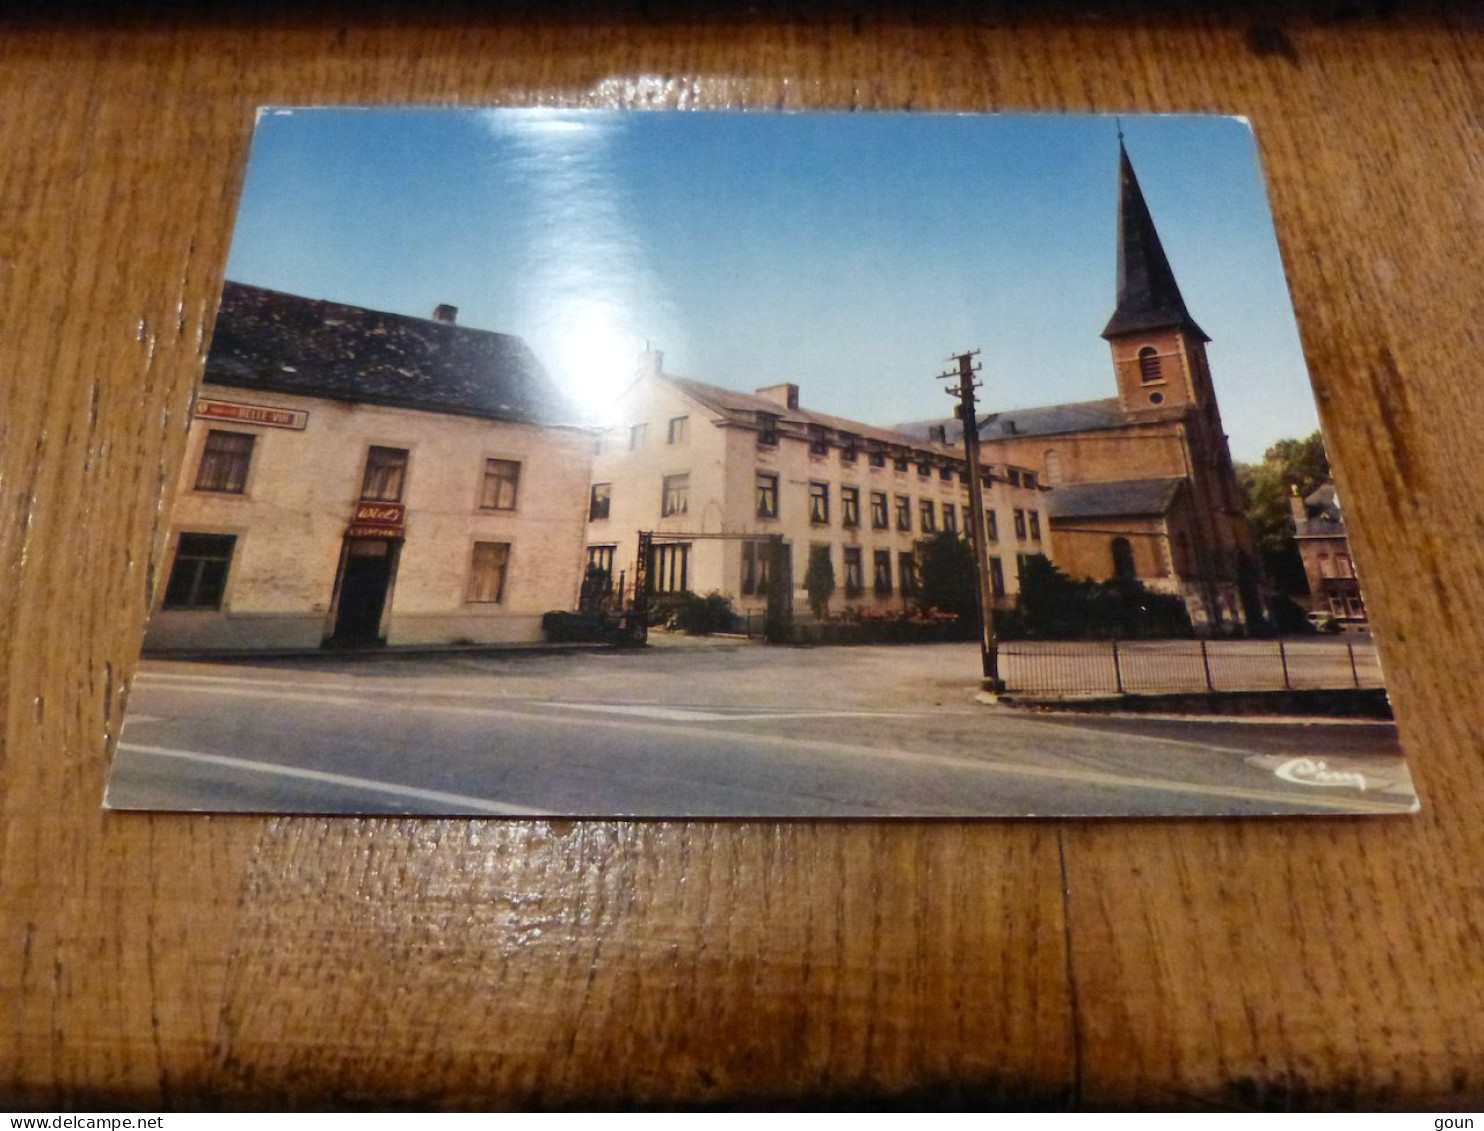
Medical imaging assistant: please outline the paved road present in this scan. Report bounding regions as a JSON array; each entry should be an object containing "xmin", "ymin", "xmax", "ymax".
[{"xmin": 107, "ymin": 638, "xmax": 1418, "ymax": 818}]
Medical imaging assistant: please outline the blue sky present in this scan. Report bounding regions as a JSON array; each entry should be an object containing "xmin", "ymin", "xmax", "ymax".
[{"xmin": 226, "ymin": 109, "xmax": 1319, "ymax": 462}]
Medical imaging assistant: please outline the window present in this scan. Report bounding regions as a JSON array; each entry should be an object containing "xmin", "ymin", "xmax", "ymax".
[
  {"xmin": 1017, "ymin": 552, "xmax": 1033, "ymax": 578},
  {"xmin": 938, "ymin": 466, "xmax": 953, "ymax": 483},
  {"xmin": 1318, "ymin": 553, "xmax": 1334, "ymax": 578},
  {"xmin": 1138, "ymin": 346, "xmax": 1162, "ymax": 384},
  {"xmin": 895, "ymin": 495, "xmax": 912, "ymax": 532},
  {"xmin": 480, "ymin": 458, "xmax": 521, "ymax": 510},
  {"xmin": 162, "ymin": 533, "xmax": 236, "ymax": 609},
  {"xmin": 943, "ymin": 503, "xmax": 958, "ymax": 534},
  {"xmin": 586, "ymin": 544, "xmax": 615, "ymax": 575},
  {"xmin": 809, "ymin": 481, "xmax": 830, "ymax": 525},
  {"xmin": 917, "ymin": 461, "xmax": 931, "ymax": 478},
  {"xmin": 1022, "ymin": 471, "xmax": 1037, "ymax": 490},
  {"xmin": 919, "ymin": 499, "xmax": 936, "ymax": 533},
  {"xmin": 841, "ymin": 486, "xmax": 860, "ymax": 528},
  {"xmin": 1007, "ymin": 469, "xmax": 1022, "ymax": 488},
  {"xmin": 1014, "ymin": 508, "xmax": 1027, "ymax": 539},
  {"xmin": 1045, "ymin": 450, "xmax": 1063, "ymax": 485},
  {"xmin": 808, "ymin": 426, "xmax": 830, "ymax": 457},
  {"xmin": 467, "ymin": 542, "xmax": 511, "ymax": 602},
  {"xmin": 989, "ymin": 557, "xmax": 1005, "ymax": 598},
  {"xmin": 985, "ymin": 509, "xmax": 999, "ymax": 541},
  {"xmin": 873, "ymin": 550, "xmax": 893, "ymax": 595},
  {"xmin": 195, "ymin": 430, "xmax": 255, "ymax": 493},
  {"xmin": 741, "ymin": 540, "xmax": 774, "ymax": 596},
  {"xmin": 843, "ymin": 547, "xmax": 863, "ymax": 597},
  {"xmin": 870, "ymin": 491, "xmax": 889, "ymax": 529},
  {"xmin": 1111, "ymin": 537, "xmax": 1136, "ymax": 581},
  {"xmin": 868, "ymin": 450, "xmax": 886, "ymax": 469},
  {"xmin": 661, "ymin": 474, "xmax": 689, "ymax": 518},
  {"xmin": 840, "ymin": 434, "xmax": 859, "ymax": 463},
  {"xmin": 629, "ymin": 423, "xmax": 647, "ymax": 450},
  {"xmin": 757, "ymin": 412, "xmax": 779, "ymax": 446},
  {"xmin": 583, "ymin": 545, "xmax": 616, "ymax": 604},
  {"xmin": 1336, "ymin": 553, "xmax": 1354, "ymax": 578},
  {"xmin": 667, "ymin": 416, "xmax": 688, "ymax": 445},
  {"xmin": 894, "ymin": 456, "xmax": 909, "ymax": 473},
  {"xmin": 756, "ymin": 472, "xmax": 779, "ymax": 519},
  {"xmin": 897, "ymin": 551, "xmax": 918, "ymax": 597},
  {"xmin": 1029, "ymin": 511, "xmax": 1041, "ymax": 540},
  {"xmin": 653, "ymin": 542, "xmax": 690, "ymax": 593},
  {"xmin": 588, "ymin": 483, "xmax": 611, "ymax": 521},
  {"xmin": 361, "ymin": 446, "xmax": 409, "ymax": 502}
]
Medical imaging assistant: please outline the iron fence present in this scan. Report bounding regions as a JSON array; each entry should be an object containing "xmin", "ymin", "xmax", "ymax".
[{"xmin": 999, "ymin": 638, "xmax": 1382, "ymax": 697}]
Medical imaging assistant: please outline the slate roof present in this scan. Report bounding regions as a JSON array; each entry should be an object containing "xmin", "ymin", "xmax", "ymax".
[
  {"xmin": 1045, "ymin": 477, "xmax": 1185, "ymax": 520},
  {"xmin": 1295, "ymin": 481, "xmax": 1348, "ymax": 538},
  {"xmin": 666, "ymin": 375, "xmax": 956, "ymax": 455},
  {"xmin": 1101, "ymin": 142, "xmax": 1209, "ymax": 342},
  {"xmin": 202, "ymin": 281, "xmax": 581, "ymax": 426},
  {"xmin": 896, "ymin": 397, "xmax": 1130, "ymax": 445}
]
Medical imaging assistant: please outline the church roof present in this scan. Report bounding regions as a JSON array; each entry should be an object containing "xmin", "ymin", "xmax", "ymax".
[
  {"xmin": 1100, "ymin": 142, "xmax": 1209, "ymax": 343},
  {"xmin": 1046, "ymin": 476, "xmax": 1186, "ymax": 520},
  {"xmin": 202, "ymin": 281, "xmax": 582, "ymax": 426},
  {"xmin": 896, "ymin": 397, "xmax": 1130, "ymax": 445}
]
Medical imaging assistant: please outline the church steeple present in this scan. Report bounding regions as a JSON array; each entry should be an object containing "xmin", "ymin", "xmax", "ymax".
[{"xmin": 1101, "ymin": 140, "xmax": 1208, "ymax": 343}]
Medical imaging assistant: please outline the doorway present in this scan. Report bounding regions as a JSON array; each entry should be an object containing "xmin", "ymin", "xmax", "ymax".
[{"xmin": 331, "ymin": 537, "xmax": 399, "ymax": 646}]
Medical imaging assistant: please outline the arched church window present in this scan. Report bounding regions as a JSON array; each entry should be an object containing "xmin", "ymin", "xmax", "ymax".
[
  {"xmin": 1111, "ymin": 537, "xmax": 1137, "ymax": 581},
  {"xmin": 1044, "ymin": 450, "xmax": 1063, "ymax": 485},
  {"xmin": 1138, "ymin": 347, "xmax": 1162, "ymax": 384}
]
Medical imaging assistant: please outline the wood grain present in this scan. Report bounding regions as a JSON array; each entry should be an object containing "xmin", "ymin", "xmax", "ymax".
[{"xmin": 1, "ymin": 6, "xmax": 1480, "ymax": 1109}]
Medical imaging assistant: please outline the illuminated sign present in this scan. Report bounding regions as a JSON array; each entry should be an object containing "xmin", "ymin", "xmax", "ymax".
[
  {"xmin": 348, "ymin": 501, "xmax": 405, "ymax": 540},
  {"xmin": 195, "ymin": 397, "xmax": 308, "ymax": 430}
]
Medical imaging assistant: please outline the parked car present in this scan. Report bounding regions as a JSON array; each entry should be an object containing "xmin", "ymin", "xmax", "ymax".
[{"xmin": 1306, "ymin": 611, "xmax": 1343, "ymax": 633}]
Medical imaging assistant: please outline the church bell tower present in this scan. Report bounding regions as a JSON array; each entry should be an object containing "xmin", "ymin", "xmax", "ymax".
[{"xmin": 1101, "ymin": 139, "xmax": 1216, "ymax": 420}]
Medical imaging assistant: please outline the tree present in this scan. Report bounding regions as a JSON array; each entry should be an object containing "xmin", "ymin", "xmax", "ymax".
[
  {"xmin": 803, "ymin": 545, "xmax": 836, "ymax": 620},
  {"xmin": 1235, "ymin": 430, "xmax": 1330, "ymax": 594},
  {"xmin": 1014, "ymin": 553, "xmax": 1191, "ymax": 639},
  {"xmin": 917, "ymin": 530, "xmax": 979, "ymax": 628}
]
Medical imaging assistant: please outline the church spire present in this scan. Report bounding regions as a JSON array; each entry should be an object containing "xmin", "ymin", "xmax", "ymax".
[{"xmin": 1101, "ymin": 140, "xmax": 1209, "ymax": 342}]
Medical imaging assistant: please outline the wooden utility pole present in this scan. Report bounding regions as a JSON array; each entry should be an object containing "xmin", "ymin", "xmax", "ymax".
[{"xmin": 938, "ymin": 350, "xmax": 1004, "ymax": 695}]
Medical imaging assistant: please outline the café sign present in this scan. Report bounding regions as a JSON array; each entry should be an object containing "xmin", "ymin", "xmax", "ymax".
[
  {"xmin": 348, "ymin": 501, "xmax": 406, "ymax": 540},
  {"xmin": 196, "ymin": 397, "xmax": 308, "ymax": 430}
]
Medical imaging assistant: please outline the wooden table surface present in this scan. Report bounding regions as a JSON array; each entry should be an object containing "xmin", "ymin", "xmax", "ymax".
[{"xmin": 2, "ymin": 3, "xmax": 1480, "ymax": 1110}]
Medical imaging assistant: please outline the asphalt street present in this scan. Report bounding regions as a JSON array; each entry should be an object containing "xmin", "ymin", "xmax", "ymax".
[{"xmin": 106, "ymin": 637, "xmax": 1419, "ymax": 818}]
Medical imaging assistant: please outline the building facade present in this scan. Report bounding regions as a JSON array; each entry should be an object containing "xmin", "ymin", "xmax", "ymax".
[
  {"xmin": 146, "ymin": 283, "xmax": 593, "ymax": 652},
  {"xmin": 1291, "ymin": 482, "xmax": 1367, "ymax": 624},
  {"xmin": 902, "ymin": 141, "xmax": 1265, "ymax": 635},
  {"xmin": 585, "ymin": 356, "xmax": 1050, "ymax": 619}
]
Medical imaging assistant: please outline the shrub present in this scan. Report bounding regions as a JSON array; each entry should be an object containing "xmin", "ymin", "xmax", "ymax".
[
  {"xmin": 647, "ymin": 590, "xmax": 739, "ymax": 635},
  {"xmin": 803, "ymin": 546, "xmax": 836, "ymax": 620}
]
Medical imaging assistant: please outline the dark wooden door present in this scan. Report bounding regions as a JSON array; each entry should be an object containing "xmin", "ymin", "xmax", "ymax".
[{"xmin": 332, "ymin": 539, "xmax": 394, "ymax": 645}]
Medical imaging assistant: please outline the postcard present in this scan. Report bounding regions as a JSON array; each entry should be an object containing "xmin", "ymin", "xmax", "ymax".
[{"xmin": 105, "ymin": 109, "xmax": 1416, "ymax": 817}]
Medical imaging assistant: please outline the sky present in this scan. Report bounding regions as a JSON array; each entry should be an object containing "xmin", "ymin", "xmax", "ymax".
[{"xmin": 225, "ymin": 108, "xmax": 1320, "ymax": 462}]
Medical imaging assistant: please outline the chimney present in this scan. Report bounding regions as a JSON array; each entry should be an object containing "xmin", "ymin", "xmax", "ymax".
[
  {"xmin": 1288, "ymin": 484, "xmax": 1307, "ymax": 527},
  {"xmin": 928, "ymin": 424, "xmax": 947, "ymax": 444},
  {"xmin": 638, "ymin": 347, "xmax": 665, "ymax": 378},
  {"xmin": 756, "ymin": 382, "xmax": 800, "ymax": 410},
  {"xmin": 432, "ymin": 304, "xmax": 458, "ymax": 324}
]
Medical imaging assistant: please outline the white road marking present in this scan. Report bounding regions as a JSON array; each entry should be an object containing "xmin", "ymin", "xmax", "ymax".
[
  {"xmin": 122, "ymin": 714, "xmax": 164, "ymax": 725},
  {"xmin": 541, "ymin": 702, "xmax": 926, "ymax": 722},
  {"xmin": 111, "ymin": 742, "xmax": 551, "ymax": 816}
]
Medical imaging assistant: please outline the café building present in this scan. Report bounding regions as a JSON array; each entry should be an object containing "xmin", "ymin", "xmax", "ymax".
[{"xmin": 145, "ymin": 281, "xmax": 594, "ymax": 652}]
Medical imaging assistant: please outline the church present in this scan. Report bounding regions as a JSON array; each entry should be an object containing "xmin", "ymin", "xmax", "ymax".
[{"xmin": 903, "ymin": 140, "xmax": 1265, "ymax": 635}]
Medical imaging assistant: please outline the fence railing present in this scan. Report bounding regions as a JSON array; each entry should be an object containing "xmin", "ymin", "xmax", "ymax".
[{"xmin": 999, "ymin": 639, "xmax": 1382, "ymax": 697}]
